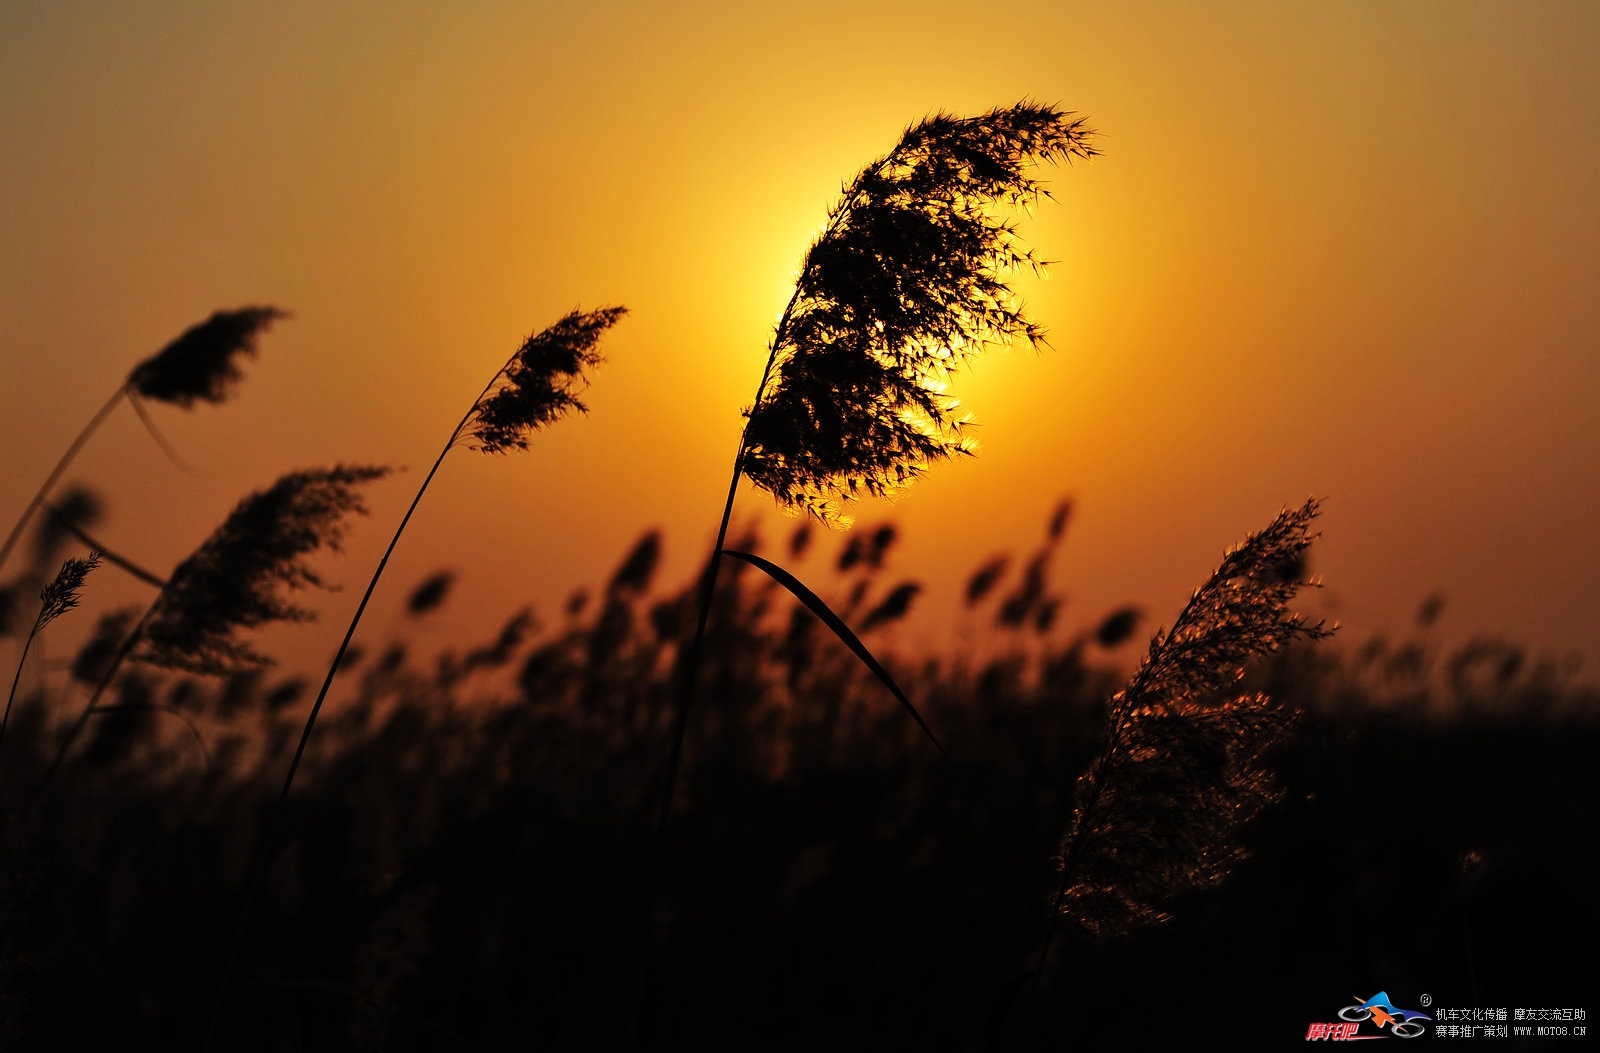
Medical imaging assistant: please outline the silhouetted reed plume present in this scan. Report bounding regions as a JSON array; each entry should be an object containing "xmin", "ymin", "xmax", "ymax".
[
  {"xmin": 136, "ymin": 465, "xmax": 390, "ymax": 675},
  {"xmin": 2, "ymin": 553, "xmax": 100, "ymax": 760},
  {"xmin": 744, "ymin": 105, "xmax": 1097, "ymax": 523},
  {"xmin": 37, "ymin": 467, "xmax": 387, "ymax": 788},
  {"xmin": 464, "ymin": 308, "xmax": 617, "ymax": 453},
  {"xmin": 641, "ymin": 102, "xmax": 1095, "ymax": 1036},
  {"xmin": 0, "ymin": 307, "xmax": 286, "ymax": 576},
  {"xmin": 205, "ymin": 306, "xmax": 624, "ymax": 1053},
  {"xmin": 125, "ymin": 306, "xmax": 286, "ymax": 407},
  {"xmin": 1045, "ymin": 500, "xmax": 1331, "ymax": 948}
]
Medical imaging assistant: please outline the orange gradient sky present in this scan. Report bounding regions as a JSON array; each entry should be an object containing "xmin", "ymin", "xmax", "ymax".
[{"xmin": 3, "ymin": 1, "xmax": 1598, "ymax": 685}]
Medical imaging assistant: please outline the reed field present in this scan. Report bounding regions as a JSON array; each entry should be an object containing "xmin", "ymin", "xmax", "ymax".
[{"xmin": 2, "ymin": 102, "xmax": 1594, "ymax": 1050}]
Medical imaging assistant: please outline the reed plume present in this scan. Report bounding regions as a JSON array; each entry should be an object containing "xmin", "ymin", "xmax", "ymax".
[
  {"xmin": 2, "ymin": 553, "xmax": 100, "ymax": 760},
  {"xmin": 743, "ymin": 104, "xmax": 1098, "ymax": 523},
  {"xmin": 135, "ymin": 465, "xmax": 390, "ymax": 675},
  {"xmin": 125, "ymin": 306, "xmax": 286, "ymax": 407},
  {"xmin": 0, "ymin": 307, "xmax": 286, "ymax": 576},
  {"xmin": 36, "ymin": 467, "xmax": 388, "ymax": 790},
  {"xmin": 1047, "ymin": 499, "xmax": 1332, "ymax": 942},
  {"xmin": 641, "ymin": 101, "xmax": 1095, "ymax": 1039},
  {"xmin": 205, "ymin": 306, "xmax": 624, "ymax": 1053},
  {"xmin": 678, "ymin": 99, "xmax": 1096, "ymax": 750},
  {"xmin": 465, "ymin": 308, "xmax": 618, "ymax": 453}
]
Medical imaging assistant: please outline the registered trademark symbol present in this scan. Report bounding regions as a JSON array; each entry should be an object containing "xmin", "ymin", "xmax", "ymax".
[{"xmin": 1421, "ymin": 994, "xmax": 1432, "ymax": 1007}]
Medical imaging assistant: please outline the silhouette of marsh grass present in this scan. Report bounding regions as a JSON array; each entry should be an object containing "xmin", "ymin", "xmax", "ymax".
[
  {"xmin": 0, "ymin": 515, "xmax": 1591, "ymax": 1049},
  {"xmin": 11, "ymin": 104, "xmax": 1591, "ymax": 1050},
  {"xmin": 203, "ymin": 306, "xmax": 625, "ymax": 1050},
  {"xmin": 0, "ymin": 307, "xmax": 287, "ymax": 578},
  {"xmin": 642, "ymin": 108, "xmax": 1099, "ymax": 1031}
]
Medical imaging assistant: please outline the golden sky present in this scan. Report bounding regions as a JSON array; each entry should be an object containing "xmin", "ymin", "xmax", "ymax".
[{"xmin": 3, "ymin": 1, "xmax": 1598, "ymax": 683}]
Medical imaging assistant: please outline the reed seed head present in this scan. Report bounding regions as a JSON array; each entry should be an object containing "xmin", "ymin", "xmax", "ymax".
[
  {"xmin": 859, "ymin": 581, "xmax": 921, "ymax": 633},
  {"xmin": 35, "ymin": 552, "xmax": 101, "ymax": 634},
  {"xmin": 126, "ymin": 306, "xmax": 288, "ymax": 407},
  {"xmin": 467, "ymin": 307, "xmax": 627, "ymax": 454},
  {"xmin": 405, "ymin": 571, "xmax": 456, "ymax": 618},
  {"xmin": 742, "ymin": 102, "xmax": 1097, "ymax": 523},
  {"xmin": 136, "ymin": 465, "xmax": 389, "ymax": 675},
  {"xmin": 1054, "ymin": 499, "xmax": 1332, "ymax": 935}
]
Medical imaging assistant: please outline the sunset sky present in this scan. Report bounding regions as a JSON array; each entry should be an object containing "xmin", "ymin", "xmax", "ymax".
[{"xmin": 3, "ymin": 1, "xmax": 1597, "ymax": 686}]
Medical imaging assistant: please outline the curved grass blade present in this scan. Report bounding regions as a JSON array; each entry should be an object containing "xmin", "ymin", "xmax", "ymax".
[
  {"xmin": 91, "ymin": 702, "xmax": 211, "ymax": 769},
  {"xmin": 722, "ymin": 548, "xmax": 954, "ymax": 768},
  {"xmin": 42, "ymin": 501, "xmax": 168, "ymax": 589}
]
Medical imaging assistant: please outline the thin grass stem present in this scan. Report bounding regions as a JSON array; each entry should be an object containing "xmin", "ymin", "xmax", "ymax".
[
  {"xmin": 31, "ymin": 607, "xmax": 152, "ymax": 798},
  {"xmin": 1, "ymin": 624, "xmax": 41, "ymax": 762},
  {"xmin": 199, "ymin": 304, "xmax": 626, "ymax": 1044},
  {"xmin": 125, "ymin": 390, "xmax": 197, "ymax": 474},
  {"xmin": 41, "ymin": 501, "xmax": 167, "ymax": 588},
  {"xmin": 0, "ymin": 387, "xmax": 125, "ymax": 575},
  {"xmin": 201, "ymin": 380, "xmax": 493, "ymax": 1053}
]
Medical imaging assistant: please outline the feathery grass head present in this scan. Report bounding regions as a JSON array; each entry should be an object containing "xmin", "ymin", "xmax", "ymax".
[
  {"xmin": 608, "ymin": 530, "xmax": 663, "ymax": 597},
  {"xmin": 136, "ymin": 466, "xmax": 389, "ymax": 675},
  {"xmin": 126, "ymin": 306, "xmax": 287, "ymax": 407},
  {"xmin": 741, "ymin": 103, "xmax": 1097, "ymax": 523},
  {"xmin": 467, "ymin": 307, "xmax": 626, "ymax": 454},
  {"xmin": 858, "ymin": 581, "xmax": 921, "ymax": 633},
  {"xmin": 1054, "ymin": 499, "xmax": 1331, "ymax": 936},
  {"xmin": 34, "ymin": 552, "xmax": 101, "ymax": 634},
  {"xmin": 405, "ymin": 572, "xmax": 456, "ymax": 618}
]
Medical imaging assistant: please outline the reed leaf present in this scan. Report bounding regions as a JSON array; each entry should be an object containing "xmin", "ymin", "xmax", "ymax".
[
  {"xmin": 723, "ymin": 550, "xmax": 952, "ymax": 767},
  {"xmin": 42, "ymin": 500, "xmax": 166, "ymax": 589}
]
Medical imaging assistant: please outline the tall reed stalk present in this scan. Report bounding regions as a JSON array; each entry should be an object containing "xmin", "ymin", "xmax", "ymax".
[
  {"xmin": 203, "ymin": 305, "xmax": 625, "ymax": 1051},
  {"xmin": 1, "ymin": 553, "xmax": 99, "ymax": 769},
  {"xmin": 0, "ymin": 307, "xmax": 285, "ymax": 577},
  {"xmin": 637, "ymin": 101, "xmax": 1097, "ymax": 1037}
]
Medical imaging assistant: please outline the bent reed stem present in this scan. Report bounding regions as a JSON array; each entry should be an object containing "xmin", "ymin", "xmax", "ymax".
[
  {"xmin": 634, "ymin": 288, "xmax": 804, "ymax": 1041},
  {"xmin": 202, "ymin": 376, "xmax": 500, "ymax": 1053},
  {"xmin": 41, "ymin": 502, "xmax": 167, "ymax": 588},
  {"xmin": 31, "ymin": 607, "xmax": 154, "ymax": 798},
  {"xmin": 645, "ymin": 175, "xmax": 854, "ymax": 885},
  {"xmin": 0, "ymin": 387, "xmax": 126, "ymax": 575}
]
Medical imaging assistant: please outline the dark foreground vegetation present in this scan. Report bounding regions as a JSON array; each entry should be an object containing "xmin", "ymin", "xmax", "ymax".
[{"xmin": 2, "ymin": 518, "xmax": 1595, "ymax": 1050}]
